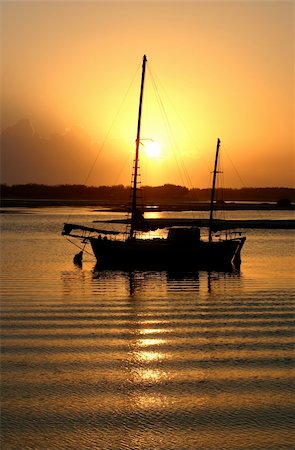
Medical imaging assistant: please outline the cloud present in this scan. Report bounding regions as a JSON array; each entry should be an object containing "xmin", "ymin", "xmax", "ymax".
[{"xmin": 1, "ymin": 119, "xmax": 101, "ymax": 185}]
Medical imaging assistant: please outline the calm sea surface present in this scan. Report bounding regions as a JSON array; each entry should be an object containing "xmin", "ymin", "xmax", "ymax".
[{"xmin": 1, "ymin": 207, "xmax": 294, "ymax": 450}]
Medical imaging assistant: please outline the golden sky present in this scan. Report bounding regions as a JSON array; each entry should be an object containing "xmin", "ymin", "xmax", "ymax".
[{"xmin": 1, "ymin": 0, "xmax": 294, "ymax": 187}]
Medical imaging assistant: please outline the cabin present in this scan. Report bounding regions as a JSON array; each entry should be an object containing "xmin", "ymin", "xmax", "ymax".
[{"xmin": 167, "ymin": 227, "xmax": 200, "ymax": 244}]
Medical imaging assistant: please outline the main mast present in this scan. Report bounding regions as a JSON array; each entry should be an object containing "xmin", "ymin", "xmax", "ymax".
[
  {"xmin": 129, "ymin": 55, "xmax": 147, "ymax": 239},
  {"xmin": 208, "ymin": 138, "xmax": 221, "ymax": 243}
]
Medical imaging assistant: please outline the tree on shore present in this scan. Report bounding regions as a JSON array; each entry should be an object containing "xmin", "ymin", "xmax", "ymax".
[{"xmin": 1, "ymin": 184, "xmax": 294, "ymax": 203}]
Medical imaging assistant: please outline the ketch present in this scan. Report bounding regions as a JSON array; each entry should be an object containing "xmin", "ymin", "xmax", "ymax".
[{"xmin": 62, "ymin": 55, "xmax": 246, "ymax": 270}]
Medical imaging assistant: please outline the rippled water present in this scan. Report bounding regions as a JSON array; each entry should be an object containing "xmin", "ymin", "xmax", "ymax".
[{"xmin": 1, "ymin": 207, "xmax": 295, "ymax": 449}]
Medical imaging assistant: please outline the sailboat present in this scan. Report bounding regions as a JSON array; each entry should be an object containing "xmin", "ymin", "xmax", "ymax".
[{"xmin": 62, "ymin": 55, "xmax": 246, "ymax": 270}]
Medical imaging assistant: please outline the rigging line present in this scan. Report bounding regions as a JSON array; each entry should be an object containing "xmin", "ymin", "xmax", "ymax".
[
  {"xmin": 64, "ymin": 63, "xmax": 141, "ymax": 224},
  {"xmin": 147, "ymin": 64, "xmax": 212, "ymax": 175},
  {"xmin": 222, "ymin": 144, "xmax": 267, "ymax": 221},
  {"xmin": 148, "ymin": 66, "xmax": 192, "ymax": 188},
  {"xmin": 83, "ymin": 64, "xmax": 141, "ymax": 186},
  {"xmin": 112, "ymin": 151, "xmax": 133, "ymax": 186},
  {"xmin": 65, "ymin": 237, "xmax": 95, "ymax": 257},
  {"xmin": 216, "ymin": 152, "xmax": 227, "ymax": 222},
  {"xmin": 222, "ymin": 144, "xmax": 247, "ymax": 188},
  {"xmin": 147, "ymin": 66, "xmax": 193, "ymax": 189}
]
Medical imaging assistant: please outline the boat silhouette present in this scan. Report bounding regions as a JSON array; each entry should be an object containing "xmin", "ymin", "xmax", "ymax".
[{"xmin": 62, "ymin": 55, "xmax": 246, "ymax": 270}]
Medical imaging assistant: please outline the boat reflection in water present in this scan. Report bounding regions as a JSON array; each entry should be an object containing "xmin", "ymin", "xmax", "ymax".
[{"xmin": 91, "ymin": 266, "xmax": 241, "ymax": 298}]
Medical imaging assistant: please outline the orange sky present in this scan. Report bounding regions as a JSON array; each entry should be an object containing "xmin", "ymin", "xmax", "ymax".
[{"xmin": 1, "ymin": 0, "xmax": 294, "ymax": 188}]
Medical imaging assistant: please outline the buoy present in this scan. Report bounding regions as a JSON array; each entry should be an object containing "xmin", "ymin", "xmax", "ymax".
[{"xmin": 73, "ymin": 251, "xmax": 83, "ymax": 266}]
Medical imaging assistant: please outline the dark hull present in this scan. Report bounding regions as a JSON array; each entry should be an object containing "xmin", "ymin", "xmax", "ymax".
[{"xmin": 90, "ymin": 236, "xmax": 246, "ymax": 271}]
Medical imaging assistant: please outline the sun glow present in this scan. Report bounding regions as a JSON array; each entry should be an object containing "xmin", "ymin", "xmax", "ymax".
[{"xmin": 144, "ymin": 140, "xmax": 161, "ymax": 158}]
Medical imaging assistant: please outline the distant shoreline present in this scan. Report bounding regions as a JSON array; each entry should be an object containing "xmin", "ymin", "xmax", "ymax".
[
  {"xmin": 1, "ymin": 198, "xmax": 294, "ymax": 211},
  {"xmin": 2, "ymin": 199, "xmax": 294, "ymax": 229}
]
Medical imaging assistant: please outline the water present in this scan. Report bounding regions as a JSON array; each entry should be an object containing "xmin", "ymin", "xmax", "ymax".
[{"xmin": 1, "ymin": 207, "xmax": 295, "ymax": 449}]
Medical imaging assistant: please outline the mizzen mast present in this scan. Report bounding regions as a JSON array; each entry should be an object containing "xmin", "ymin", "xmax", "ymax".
[
  {"xmin": 209, "ymin": 138, "xmax": 221, "ymax": 243},
  {"xmin": 130, "ymin": 55, "xmax": 147, "ymax": 239}
]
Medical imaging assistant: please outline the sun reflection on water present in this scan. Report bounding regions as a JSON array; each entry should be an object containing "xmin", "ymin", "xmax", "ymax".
[
  {"xmin": 131, "ymin": 367, "xmax": 167, "ymax": 383},
  {"xmin": 133, "ymin": 350, "xmax": 163, "ymax": 363},
  {"xmin": 126, "ymin": 314, "xmax": 169, "ymax": 391},
  {"xmin": 131, "ymin": 392, "xmax": 170, "ymax": 409},
  {"xmin": 136, "ymin": 338, "xmax": 165, "ymax": 347},
  {"xmin": 139, "ymin": 327, "xmax": 165, "ymax": 335}
]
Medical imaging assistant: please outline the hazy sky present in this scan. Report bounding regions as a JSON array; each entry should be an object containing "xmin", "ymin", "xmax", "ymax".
[{"xmin": 1, "ymin": 0, "xmax": 294, "ymax": 187}]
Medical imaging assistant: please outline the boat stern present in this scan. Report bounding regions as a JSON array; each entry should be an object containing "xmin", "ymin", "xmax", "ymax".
[{"xmin": 231, "ymin": 236, "xmax": 246, "ymax": 268}]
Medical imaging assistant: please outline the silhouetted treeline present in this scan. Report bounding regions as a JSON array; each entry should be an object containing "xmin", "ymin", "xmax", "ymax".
[
  {"xmin": 1, "ymin": 184, "xmax": 294, "ymax": 203},
  {"xmin": 189, "ymin": 187, "xmax": 295, "ymax": 203}
]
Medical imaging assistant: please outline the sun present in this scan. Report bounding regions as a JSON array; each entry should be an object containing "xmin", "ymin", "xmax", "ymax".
[{"xmin": 144, "ymin": 140, "xmax": 161, "ymax": 158}]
